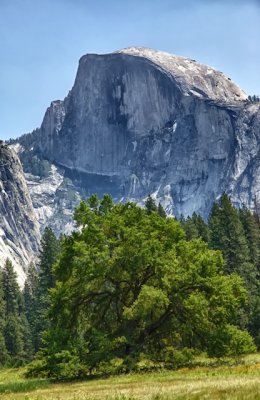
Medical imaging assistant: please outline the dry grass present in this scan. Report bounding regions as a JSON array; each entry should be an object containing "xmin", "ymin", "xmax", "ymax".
[{"xmin": 0, "ymin": 354, "xmax": 260, "ymax": 399}]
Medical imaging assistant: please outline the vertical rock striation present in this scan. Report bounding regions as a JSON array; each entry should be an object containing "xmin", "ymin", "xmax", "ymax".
[{"xmin": 0, "ymin": 144, "xmax": 40, "ymax": 285}]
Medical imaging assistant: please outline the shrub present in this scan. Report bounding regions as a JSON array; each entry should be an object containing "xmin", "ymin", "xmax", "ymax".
[
  {"xmin": 209, "ymin": 325, "xmax": 257, "ymax": 357},
  {"xmin": 26, "ymin": 351, "xmax": 87, "ymax": 380}
]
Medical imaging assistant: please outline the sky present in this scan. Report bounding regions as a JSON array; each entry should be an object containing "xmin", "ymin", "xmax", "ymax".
[{"xmin": 0, "ymin": 0, "xmax": 260, "ymax": 140}]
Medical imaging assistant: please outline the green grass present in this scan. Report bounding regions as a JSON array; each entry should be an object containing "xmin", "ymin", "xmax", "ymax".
[{"xmin": 0, "ymin": 354, "xmax": 260, "ymax": 399}]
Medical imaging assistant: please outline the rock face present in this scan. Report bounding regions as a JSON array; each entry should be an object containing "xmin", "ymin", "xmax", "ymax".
[
  {"xmin": 228, "ymin": 103, "xmax": 260, "ymax": 209},
  {"xmin": 0, "ymin": 144, "xmax": 40, "ymax": 285},
  {"xmin": 24, "ymin": 164, "xmax": 81, "ymax": 237},
  {"xmin": 16, "ymin": 47, "xmax": 260, "ymax": 227}
]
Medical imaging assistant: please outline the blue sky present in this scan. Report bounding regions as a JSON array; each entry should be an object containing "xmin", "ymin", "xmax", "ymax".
[{"xmin": 0, "ymin": 0, "xmax": 259, "ymax": 139}]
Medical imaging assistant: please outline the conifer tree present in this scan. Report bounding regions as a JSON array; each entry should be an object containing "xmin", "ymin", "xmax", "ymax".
[
  {"xmin": 181, "ymin": 213, "xmax": 209, "ymax": 242},
  {"xmin": 99, "ymin": 193, "xmax": 114, "ymax": 215},
  {"xmin": 23, "ymin": 263, "xmax": 38, "ymax": 322},
  {"xmin": 38, "ymin": 227, "xmax": 60, "ymax": 293},
  {"xmin": 2, "ymin": 259, "xmax": 32, "ymax": 364},
  {"xmin": 238, "ymin": 207, "xmax": 260, "ymax": 347},
  {"xmin": 145, "ymin": 195, "xmax": 157, "ymax": 214},
  {"xmin": 239, "ymin": 207, "xmax": 260, "ymax": 267},
  {"xmin": 23, "ymin": 263, "xmax": 39, "ymax": 351},
  {"xmin": 181, "ymin": 216, "xmax": 199, "ymax": 240},
  {"xmin": 208, "ymin": 194, "xmax": 250, "ymax": 275},
  {"xmin": 34, "ymin": 227, "xmax": 60, "ymax": 350},
  {"xmin": 0, "ymin": 269, "xmax": 8, "ymax": 366},
  {"xmin": 158, "ymin": 203, "xmax": 167, "ymax": 219},
  {"xmin": 209, "ymin": 195, "xmax": 259, "ymax": 334},
  {"xmin": 192, "ymin": 213, "xmax": 209, "ymax": 242}
]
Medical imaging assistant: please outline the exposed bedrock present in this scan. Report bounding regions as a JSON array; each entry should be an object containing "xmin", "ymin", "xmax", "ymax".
[{"xmin": 16, "ymin": 47, "xmax": 259, "ymax": 224}]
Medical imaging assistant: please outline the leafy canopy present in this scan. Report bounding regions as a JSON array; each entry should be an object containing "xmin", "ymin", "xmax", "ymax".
[{"xmin": 33, "ymin": 194, "xmax": 256, "ymax": 378}]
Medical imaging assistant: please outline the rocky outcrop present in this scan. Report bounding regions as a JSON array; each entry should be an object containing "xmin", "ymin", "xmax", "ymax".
[
  {"xmin": 24, "ymin": 164, "xmax": 81, "ymax": 237},
  {"xmin": 228, "ymin": 103, "xmax": 260, "ymax": 209},
  {"xmin": 16, "ymin": 47, "xmax": 260, "ymax": 226},
  {"xmin": 0, "ymin": 144, "xmax": 40, "ymax": 285}
]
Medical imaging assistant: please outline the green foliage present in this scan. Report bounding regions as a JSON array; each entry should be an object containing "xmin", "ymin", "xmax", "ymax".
[
  {"xmin": 239, "ymin": 206, "xmax": 260, "ymax": 267},
  {"xmin": 38, "ymin": 227, "xmax": 60, "ymax": 293},
  {"xmin": 26, "ymin": 350, "xmax": 86, "ymax": 380},
  {"xmin": 208, "ymin": 194, "xmax": 260, "ymax": 340},
  {"xmin": 3, "ymin": 260, "xmax": 24, "ymax": 361},
  {"xmin": 145, "ymin": 194, "xmax": 158, "ymax": 214},
  {"xmin": 1, "ymin": 259, "xmax": 32, "ymax": 366},
  {"xmin": 30, "ymin": 195, "xmax": 255, "ymax": 378},
  {"xmin": 208, "ymin": 325, "xmax": 256, "ymax": 357},
  {"xmin": 0, "ymin": 269, "xmax": 8, "ymax": 366},
  {"xmin": 156, "ymin": 347, "xmax": 195, "ymax": 369},
  {"xmin": 158, "ymin": 203, "xmax": 167, "ymax": 219},
  {"xmin": 208, "ymin": 194, "xmax": 250, "ymax": 275},
  {"xmin": 181, "ymin": 213, "xmax": 209, "ymax": 242},
  {"xmin": 25, "ymin": 358, "xmax": 49, "ymax": 378},
  {"xmin": 181, "ymin": 215, "xmax": 199, "ymax": 240},
  {"xmin": 27, "ymin": 228, "xmax": 60, "ymax": 352},
  {"xmin": 3, "ymin": 259, "xmax": 21, "ymax": 315},
  {"xmin": 23, "ymin": 263, "xmax": 38, "ymax": 322},
  {"xmin": 250, "ymin": 297, "xmax": 260, "ymax": 348}
]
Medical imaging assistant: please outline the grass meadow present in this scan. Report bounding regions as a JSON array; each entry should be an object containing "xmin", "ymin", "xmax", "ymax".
[{"xmin": 0, "ymin": 354, "xmax": 259, "ymax": 400}]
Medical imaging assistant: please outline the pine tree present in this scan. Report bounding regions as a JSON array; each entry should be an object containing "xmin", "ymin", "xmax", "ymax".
[
  {"xmin": 2, "ymin": 259, "xmax": 32, "ymax": 364},
  {"xmin": 34, "ymin": 227, "xmax": 60, "ymax": 350},
  {"xmin": 238, "ymin": 207, "xmax": 260, "ymax": 347},
  {"xmin": 192, "ymin": 213, "xmax": 209, "ymax": 242},
  {"xmin": 208, "ymin": 195, "xmax": 259, "ymax": 334},
  {"xmin": 23, "ymin": 263, "xmax": 38, "ymax": 322},
  {"xmin": 23, "ymin": 263, "xmax": 39, "ymax": 351},
  {"xmin": 181, "ymin": 216, "xmax": 199, "ymax": 240},
  {"xmin": 239, "ymin": 207, "xmax": 260, "ymax": 267},
  {"xmin": 38, "ymin": 227, "xmax": 60, "ymax": 292},
  {"xmin": 0, "ymin": 269, "xmax": 8, "ymax": 366},
  {"xmin": 180, "ymin": 213, "xmax": 209, "ymax": 242},
  {"xmin": 158, "ymin": 203, "xmax": 167, "ymax": 219},
  {"xmin": 3, "ymin": 259, "xmax": 21, "ymax": 315},
  {"xmin": 145, "ymin": 195, "xmax": 157, "ymax": 214},
  {"xmin": 208, "ymin": 194, "xmax": 250, "ymax": 275}
]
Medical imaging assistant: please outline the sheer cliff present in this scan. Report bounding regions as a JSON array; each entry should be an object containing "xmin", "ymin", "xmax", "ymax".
[
  {"xmin": 16, "ymin": 47, "xmax": 260, "ymax": 231},
  {"xmin": 0, "ymin": 144, "xmax": 40, "ymax": 285}
]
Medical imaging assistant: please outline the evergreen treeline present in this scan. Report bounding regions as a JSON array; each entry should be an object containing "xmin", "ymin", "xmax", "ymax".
[
  {"xmin": 0, "ymin": 228, "xmax": 60, "ymax": 367},
  {"xmin": 0, "ymin": 260, "xmax": 32, "ymax": 366},
  {"xmin": 0, "ymin": 193, "xmax": 259, "ymax": 377},
  {"xmin": 181, "ymin": 194, "xmax": 260, "ymax": 348}
]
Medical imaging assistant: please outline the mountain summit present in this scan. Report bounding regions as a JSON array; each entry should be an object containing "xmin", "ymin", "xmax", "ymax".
[{"xmin": 116, "ymin": 47, "xmax": 247, "ymax": 102}]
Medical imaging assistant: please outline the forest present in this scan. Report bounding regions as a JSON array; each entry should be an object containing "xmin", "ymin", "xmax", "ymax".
[{"xmin": 0, "ymin": 193, "xmax": 259, "ymax": 379}]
